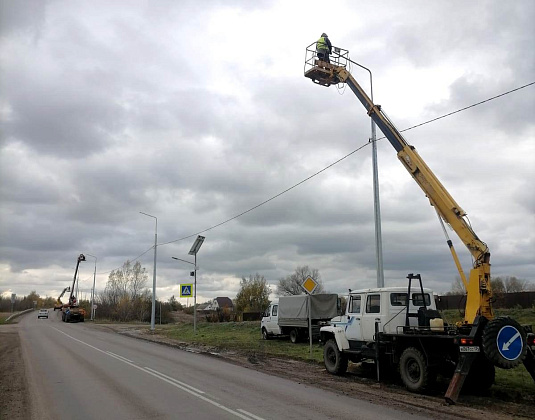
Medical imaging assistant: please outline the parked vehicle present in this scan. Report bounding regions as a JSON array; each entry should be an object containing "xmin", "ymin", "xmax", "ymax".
[
  {"xmin": 38, "ymin": 309, "xmax": 49, "ymax": 319},
  {"xmin": 61, "ymin": 254, "xmax": 86, "ymax": 323},
  {"xmin": 262, "ymin": 294, "xmax": 339, "ymax": 343},
  {"xmin": 304, "ymin": 44, "xmax": 535, "ymax": 403}
]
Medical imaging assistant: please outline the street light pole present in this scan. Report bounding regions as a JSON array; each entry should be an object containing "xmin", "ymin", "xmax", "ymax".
[
  {"xmin": 86, "ymin": 254, "xmax": 97, "ymax": 320},
  {"xmin": 188, "ymin": 235, "xmax": 205, "ymax": 335},
  {"xmin": 172, "ymin": 256, "xmax": 199, "ymax": 333},
  {"xmin": 348, "ymin": 60, "xmax": 384, "ymax": 288},
  {"xmin": 140, "ymin": 211, "xmax": 157, "ymax": 331}
]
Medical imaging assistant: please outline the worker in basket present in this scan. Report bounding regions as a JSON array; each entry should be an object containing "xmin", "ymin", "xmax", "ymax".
[{"xmin": 316, "ymin": 33, "xmax": 332, "ymax": 63}]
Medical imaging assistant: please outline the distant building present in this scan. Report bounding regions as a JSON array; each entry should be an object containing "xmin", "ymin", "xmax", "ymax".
[{"xmin": 205, "ymin": 297, "xmax": 234, "ymax": 312}]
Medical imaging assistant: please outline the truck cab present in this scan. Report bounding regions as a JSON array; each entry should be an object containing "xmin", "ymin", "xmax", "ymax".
[
  {"xmin": 261, "ymin": 300, "xmax": 281, "ymax": 339},
  {"xmin": 322, "ymin": 286, "xmax": 440, "ymax": 350}
]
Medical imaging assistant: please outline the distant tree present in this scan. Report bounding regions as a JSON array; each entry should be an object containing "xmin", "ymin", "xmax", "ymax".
[
  {"xmin": 504, "ymin": 276, "xmax": 528, "ymax": 293},
  {"xmin": 169, "ymin": 295, "xmax": 182, "ymax": 311},
  {"xmin": 447, "ymin": 276, "xmax": 466, "ymax": 295},
  {"xmin": 235, "ymin": 273, "xmax": 271, "ymax": 313},
  {"xmin": 277, "ymin": 266, "xmax": 325, "ymax": 296},
  {"xmin": 100, "ymin": 260, "xmax": 150, "ymax": 321},
  {"xmin": 491, "ymin": 277, "xmax": 506, "ymax": 294}
]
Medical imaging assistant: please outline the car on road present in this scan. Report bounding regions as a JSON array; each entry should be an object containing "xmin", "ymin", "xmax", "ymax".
[{"xmin": 38, "ymin": 309, "xmax": 49, "ymax": 319}]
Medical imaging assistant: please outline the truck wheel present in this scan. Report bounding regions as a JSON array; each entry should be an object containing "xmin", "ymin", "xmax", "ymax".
[
  {"xmin": 290, "ymin": 328, "xmax": 300, "ymax": 344},
  {"xmin": 463, "ymin": 355, "xmax": 495, "ymax": 394},
  {"xmin": 262, "ymin": 328, "xmax": 270, "ymax": 340},
  {"xmin": 399, "ymin": 347, "xmax": 431, "ymax": 393},
  {"xmin": 324, "ymin": 339, "xmax": 348, "ymax": 375},
  {"xmin": 482, "ymin": 316, "xmax": 527, "ymax": 369}
]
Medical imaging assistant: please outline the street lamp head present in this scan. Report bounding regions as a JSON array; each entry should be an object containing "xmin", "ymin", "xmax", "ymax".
[{"xmin": 188, "ymin": 235, "xmax": 205, "ymax": 255}]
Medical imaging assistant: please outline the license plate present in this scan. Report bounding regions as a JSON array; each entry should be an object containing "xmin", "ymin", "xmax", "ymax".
[{"xmin": 459, "ymin": 346, "xmax": 480, "ymax": 353}]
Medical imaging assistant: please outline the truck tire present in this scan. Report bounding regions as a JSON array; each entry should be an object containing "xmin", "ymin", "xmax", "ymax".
[
  {"xmin": 482, "ymin": 316, "xmax": 527, "ymax": 369},
  {"xmin": 262, "ymin": 328, "xmax": 270, "ymax": 340},
  {"xmin": 324, "ymin": 339, "xmax": 348, "ymax": 375},
  {"xmin": 399, "ymin": 347, "xmax": 432, "ymax": 393},
  {"xmin": 463, "ymin": 355, "xmax": 495, "ymax": 394},
  {"xmin": 290, "ymin": 328, "xmax": 300, "ymax": 344}
]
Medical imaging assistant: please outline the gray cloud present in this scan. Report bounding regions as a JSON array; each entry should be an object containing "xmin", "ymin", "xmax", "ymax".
[{"xmin": 1, "ymin": 1, "xmax": 534, "ymax": 302}]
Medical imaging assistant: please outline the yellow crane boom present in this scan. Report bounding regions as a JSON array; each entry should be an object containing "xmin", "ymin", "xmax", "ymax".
[{"xmin": 304, "ymin": 47, "xmax": 492, "ymax": 324}]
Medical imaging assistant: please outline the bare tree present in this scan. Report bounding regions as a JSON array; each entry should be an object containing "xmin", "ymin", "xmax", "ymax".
[
  {"xmin": 277, "ymin": 266, "xmax": 325, "ymax": 296},
  {"xmin": 491, "ymin": 277, "xmax": 506, "ymax": 294},
  {"xmin": 448, "ymin": 276, "xmax": 466, "ymax": 295},
  {"xmin": 101, "ymin": 260, "xmax": 149, "ymax": 321},
  {"xmin": 504, "ymin": 276, "xmax": 528, "ymax": 293}
]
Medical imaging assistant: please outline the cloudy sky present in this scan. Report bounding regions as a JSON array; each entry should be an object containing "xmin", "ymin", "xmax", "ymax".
[{"xmin": 1, "ymin": 0, "xmax": 534, "ymax": 305}]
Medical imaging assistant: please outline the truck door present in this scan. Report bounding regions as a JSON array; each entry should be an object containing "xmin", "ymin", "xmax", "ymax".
[
  {"xmin": 344, "ymin": 294, "xmax": 363, "ymax": 342},
  {"xmin": 264, "ymin": 304, "xmax": 280, "ymax": 334},
  {"xmin": 361, "ymin": 293, "xmax": 383, "ymax": 340}
]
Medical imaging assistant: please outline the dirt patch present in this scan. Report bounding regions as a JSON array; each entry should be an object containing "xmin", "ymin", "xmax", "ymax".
[
  {"xmin": 101, "ymin": 324, "xmax": 534, "ymax": 420},
  {"xmin": 0, "ymin": 325, "xmax": 30, "ymax": 420}
]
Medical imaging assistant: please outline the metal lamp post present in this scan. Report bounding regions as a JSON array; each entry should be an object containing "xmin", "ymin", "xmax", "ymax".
[
  {"xmin": 349, "ymin": 60, "xmax": 384, "ymax": 288},
  {"xmin": 188, "ymin": 235, "xmax": 205, "ymax": 335},
  {"xmin": 140, "ymin": 211, "xmax": 158, "ymax": 331},
  {"xmin": 171, "ymin": 256, "xmax": 198, "ymax": 329},
  {"xmin": 86, "ymin": 254, "xmax": 97, "ymax": 320}
]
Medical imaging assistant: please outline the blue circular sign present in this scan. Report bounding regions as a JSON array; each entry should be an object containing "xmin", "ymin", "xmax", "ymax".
[{"xmin": 496, "ymin": 325, "xmax": 523, "ymax": 361}]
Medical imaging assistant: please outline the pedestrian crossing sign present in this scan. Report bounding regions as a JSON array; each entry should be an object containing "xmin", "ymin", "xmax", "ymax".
[{"xmin": 180, "ymin": 284, "xmax": 193, "ymax": 297}]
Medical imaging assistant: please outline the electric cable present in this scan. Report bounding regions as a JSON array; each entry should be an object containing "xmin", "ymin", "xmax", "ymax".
[
  {"xmin": 103, "ymin": 81, "xmax": 534, "ymax": 273},
  {"xmin": 158, "ymin": 81, "xmax": 533, "ymax": 248},
  {"xmin": 97, "ymin": 245, "xmax": 154, "ymax": 275},
  {"xmin": 157, "ymin": 142, "xmax": 371, "ymax": 247}
]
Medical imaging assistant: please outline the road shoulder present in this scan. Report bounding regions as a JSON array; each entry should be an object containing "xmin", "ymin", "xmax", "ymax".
[{"xmin": 0, "ymin": 324, "xmax": 31, "ymax": 420}]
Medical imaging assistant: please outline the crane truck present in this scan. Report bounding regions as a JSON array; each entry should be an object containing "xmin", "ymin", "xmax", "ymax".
[
  {"xmin": 304, "ymin": 44, "xmax": 535, "ymax": 403},
  {"xmin": 61, "ymin": 254, "xmax": 86, "ymax": 323},
  {"xmin": 53, "ymin": 286, "xmax": 70, "ymax": 311}
]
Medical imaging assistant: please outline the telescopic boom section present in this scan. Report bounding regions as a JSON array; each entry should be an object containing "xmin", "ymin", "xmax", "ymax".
[
  {"xmin": 69, "ymin": 254, "xmax": 86, "ymax": 306},
  {"xmin": 304, "ymin": 45, "xmax": 492, "ymax": 323}
]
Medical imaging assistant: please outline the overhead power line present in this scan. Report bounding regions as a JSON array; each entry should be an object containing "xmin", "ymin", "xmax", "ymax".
[
  {"xmin": 157, "ymin": 142, "xmax": 370, "ymax": 247},
  {"xmin": 101, "ymin": 81, "xmax": 534, "ymax": 273},
  {"xmin": 157, "ymin": 81, "xmax": 534, "ymax": 247}
]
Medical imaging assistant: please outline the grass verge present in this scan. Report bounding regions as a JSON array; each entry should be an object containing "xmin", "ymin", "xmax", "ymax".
[
  {"xmin": 0, "ymin": 312, "xmax": 13, "ymax": 324},
  {"xmin": 156, "ymin": 312, "xmax": 535, "ymax": 399},
  {"xmin": 159, "ymin": 321, "xmax": 324, "ymax": 363}
]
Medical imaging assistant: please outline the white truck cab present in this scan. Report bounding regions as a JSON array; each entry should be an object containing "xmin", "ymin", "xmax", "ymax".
[
  {"xmin": 261, "ymin": 300, "xmax": 281, "ymax": 339},
  {"xmin": 322, "ymin": 286, "xmax": 439, "ymax": 351}
]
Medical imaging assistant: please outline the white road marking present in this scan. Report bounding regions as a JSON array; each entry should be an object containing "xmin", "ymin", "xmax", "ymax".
[
  {"xmin": 51, "ymin": 327, "xmax": 262, "ymax": 420},
  {"xmin": 106, "ymin": 351, "xmax": 134, "ymax": 363},
  {"xmin": 237, "ymin": 409, "xmax": 266, "ymax": 420},
  {"xmin": 143, "ymin": 367, "xmax": 205, "ymax": 394}
]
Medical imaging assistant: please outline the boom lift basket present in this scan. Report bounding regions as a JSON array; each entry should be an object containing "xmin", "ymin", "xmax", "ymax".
[{"xmin": 304, "ymin": 42, "xmax": 350, "ymax": 87}]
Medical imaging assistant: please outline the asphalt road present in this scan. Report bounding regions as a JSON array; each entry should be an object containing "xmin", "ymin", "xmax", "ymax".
[{"xmin": 19, "ymin": 311, "xmax": 433, "ymax": 420}]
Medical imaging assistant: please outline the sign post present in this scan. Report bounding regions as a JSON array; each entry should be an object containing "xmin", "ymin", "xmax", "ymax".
[
  {"xmin": 301, "ymin": 277, "xmax": 318, "ymax": 358},
  {"xmin": 11, "ymin": 293, "xmax": 16, "ymax": 313}
]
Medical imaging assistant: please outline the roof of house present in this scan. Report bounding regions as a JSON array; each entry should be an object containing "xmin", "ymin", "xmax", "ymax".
[{"xmin": 215, "ymin": 297, "xmax": 233, "ymax": 308}]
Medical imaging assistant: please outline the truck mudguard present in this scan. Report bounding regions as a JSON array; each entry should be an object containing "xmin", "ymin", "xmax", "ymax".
[{"xmin": 321, "ymin": 325, "xmax": 350, "ymax": 350}]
